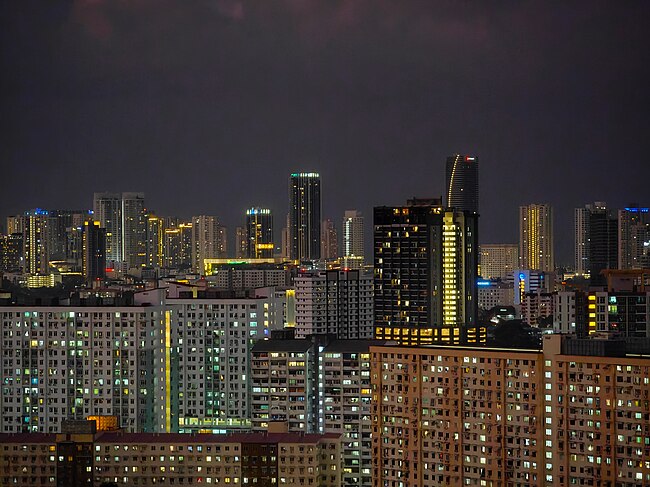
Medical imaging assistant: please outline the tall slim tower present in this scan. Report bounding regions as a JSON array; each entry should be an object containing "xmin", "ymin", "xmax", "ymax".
[
  {"xmin": 121, "ymin": 192, "xmax": 146, "ymax": 269},
  {"xmin": 23, "ymin": 209, "xmax": 50, "ymax": 275},
  {"xmin": 145, "ymin": 213, "xmax": 164, "ymax": 268},
  {"xmin": 245, "ymin": 208, "xmax": 274, "ymax": 258},
  {"xmin": 82, "ymin": 220, "xmax": 106, "ymax": 282},
  {"xmin": 93, "ymin": 193, "xmax": 122, "ymax": 263},
  {"xmin": 374, "ymin": 198, "xmax": 481, "ymax": 345},
  {"xmin": 343, "ymin": 210, "xmax": 364, "ymax": 269},
  {"xmin": 519, "ymin": 203, "xmax": 554, "ymax": 272},
  {"xmin": 446, "ymin": 154, "xmax": 479, "ymax": 213},
  {"xmin": 289, "ymin": 173, "xmax": 321, "ymax": 261}
]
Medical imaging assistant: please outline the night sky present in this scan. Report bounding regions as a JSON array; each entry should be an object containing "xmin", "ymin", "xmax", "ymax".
[{"xmin": 2, "ymin": 1, "xmax": 649, "ymax": 264}]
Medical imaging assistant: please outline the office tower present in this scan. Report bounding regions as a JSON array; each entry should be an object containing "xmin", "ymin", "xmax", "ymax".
[
  {"xmin": 246, "ymin": 207, "xmax": 274, "ymax": 258},
  {"xmin": 587, "ymin": 204, "xmax": 618, "ymax": 281},
  {"xmin": 294, "ymin": 269, "xmax": 374, "ymax": 339},
  {"xmin": 0, "ymin": 233, "xmax": 23, "ymax": 271},
  {"xmin": 23, "ymin": 209, "xmax": 50, "ymax": 275},
  {"xmin": 478, "ymin": 243, "xmax": 519, "ymax": 279},
  {"xmin": 374, "ymin": 198, "xmax": 481, "ymax": 345},
  {"xmin": 0, "ymin": 427, "xmax": 343, "ymax": 487},
  {"xmin": 321, "ymin": 218, "xmax": 338, "ymax": 260},
  {"xmin": 619, "ymin": 206, "xmax": 650, "ymax": 269},
  {"xmin": 289, "ymin": 172, "xmax": 321, "ymax": 261},
  {"xmin": 235, "ymin": 226, "xmax": 247, "ymax": 258},
  {"xmin": 519, "ymin": 203, "xmax": 554, "ymax": 272},
  {"xmin": 93, "ymin": 192, "xmax": 122, "ymax": 263},
  {"xmin": 65, "ymin": 225, "xmax": 84, "ymax": 270},
  {"xmin": 82, "ymin": 221, "xmax": 106, "ymax": 282},
  {"xmin": 371, "ymin": 335, "xmax": 650, "ymax": 486},
  {"xmin": 0, "ymin": 297, "xmax": 170, "ymax": 433},
  {"xmin": 342, "ymin": 210, "xmax": 364, "ymax": 269},
  {"xmin": 445, "ymin": 154, "xmax": 479, "ymax": 213},
  {"xmin": 121, "ymin": 192, "xmax": 146, "ymax": 269},
  {"xmin": 145, "ymin": 212, "xmax": 164, "ymax": 268},
  {"xmin": 191, "ymin": 216, "xmax": 226, "ymax": 273},
  {"xmin": 6, "ymin": 215, "xmax": 25, "ymax": 235},
  {"xmin": 169, "ymin": 291, "xmax": 286, "ymax": 433}
]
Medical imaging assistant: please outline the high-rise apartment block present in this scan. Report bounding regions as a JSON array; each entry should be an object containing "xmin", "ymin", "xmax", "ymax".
[
  {"xmin": 164, "ymin": 222, "xmax": 192, "ymax": 270},
  {"xmin": 289, "ymin": 173, "xmax": 321, "ymax": 261},
  {"xmin": 191, "ymin": 215, "xmax": 227, "ymax": 273},
  {"xmin": 23, "ymin": 209, "xmax": 50, "ymax": 275},
  {"xmin": 294, "ymin": 269, "xmax": 374, "ymax": 339},
  {"xmin": 93, "ymin": 193, "xmax": 122, "ymax": 264},
  {"xmin": 121, "ymin": 192, "xmax": 146, "ymax": 269},
  {"xmin": 245, "ymin": 207, "xmax": 274, "ymax": 258},
  {"xmin": 145, "ymin": 212, "xmax": 164, "ymax": 268},
  {"xmin": 343, "ymin": 210, "xmax": 365, "ymax": 269},
  {"xmin": 321, "ymin": 218, "xmax": 338, "ymax": 260},
  {"xmin": 170, "ymin": 290, "xmax": 286, "ymax": 433},
  {"xmin": 479, "ymin": 243, "xmax": 519, "ymax": 279},
  {"xmin": 619, "ymin": 206, "xmax": 650, "ymax": 270},
  {"xmin": 371, "ymin": 335, "xmax": 650, "ymax": 487},
  {"xmin": 251, "ymin": 338, "xmax": 316, "ymax": 433},
  {"xmin": 446, "ymin": 154, "xmax": 479, "ymax": 214},
  {"xmin": 374, "ymin": 199, "xmax": 481, "ymax": 345},
  {"xmin": 0, "ymin": 297, "xmax": 170, "ymax": 433},
  {"xmin": 519, "ymin": 203, "xmax": 554, "ymax": 272}
]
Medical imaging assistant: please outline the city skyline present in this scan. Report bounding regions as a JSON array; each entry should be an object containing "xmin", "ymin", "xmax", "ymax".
[{"xmin": 2, "ymin": 2, "xmax": 650, "ymax": 265}]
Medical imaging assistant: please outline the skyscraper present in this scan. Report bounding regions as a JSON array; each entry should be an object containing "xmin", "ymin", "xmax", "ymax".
[
  {"xmin": 320, "ymin": 218, "xmax": 338, "ymax": 260},
  {"xmin": 245, "ymin": 208, "xmax": 274, "ymax": 259},
  {"xmin": 519, "ymin": 203, "xmax": 554, "ymax": 272},
  {"xmin": 445, "ymin": 154, "xmax": 479, "ymax": 214},
  {"xmin": 342, "ymin": 210, "xmax": 364, "ymax": 269},
  {"xmin": 121, "ymin": 192, "xmax": 146, "ymax": 269},
  {"xmin": 23, "ymin": 209, "xmax": 50, "ymax": 275},
  {"xmin": 93, "ymin": 193, "xmax": 122, "ymax": 264},
  {"xmin": 588, "ymin": 204, "xmax": 618, "ymax": 281},
  {"xmin": 191, "ymin": 215, "xmax": 226, "ymax": 273},
  {"xmin": 619, "ymin": 206, "xmax": 650, "ymax": 270},
  {"xmin": 374, "ymin": 198, "xmax": 481, "ymax": 345},
  {"xmin": 82, "ymin": 220, "xmax": 106, "ymax": 282},
  {"xmin": 145, "ymin": 213, "xmax": 164, "ymax": 268},
  {"xmin": 289, "ymin": 173, "xmax": 321, "ymax": 261}
]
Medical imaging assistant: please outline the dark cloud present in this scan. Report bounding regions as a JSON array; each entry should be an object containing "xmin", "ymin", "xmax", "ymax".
[{"xmin": 1, "ymin": 1, "xmax": 649, "ymax": 263}]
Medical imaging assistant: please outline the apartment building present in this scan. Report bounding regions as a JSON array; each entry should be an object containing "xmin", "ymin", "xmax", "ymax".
[
  {"xmin": 0, "ymin": 295, "xmax": 170, "ymax": 434},
  {"xmin": 169, "ymin": 289, "xmax": 286, "ymax": 433},
  {"xmin": 318, "ymin": 340, "xmax": 376, "ymax": 487},
  {"xmin": 0, "ymin": 421, "xmax": 342, "ymax": 486},
  {"xmin": 371, "ymin": 335, "xmax": 650, "ymax": 487}
]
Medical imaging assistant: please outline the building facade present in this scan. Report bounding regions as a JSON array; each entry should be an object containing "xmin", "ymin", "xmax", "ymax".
[
  {"xmin": 445, "ymin": 154, "xmax": 479, "ymax": 214},
  {"xmin": 93, "ymin": 193, "xmax": 122, "ymax": 264},
  {"xmin": 294, "ymin": 270, "xmax": 374, "ymax": 339},
  {"xmin": 246, "ymin": 208, "xmax": 274, "ymax": 259},
  {"xmin": 520, "ymin": 203, "xmax": 554, "ymax": 272},
  {"xmin": 374, "ymin": 199, "xmax": 481, "ymax": 345},
  {"xmin": 371, "ymin": 335, "xmax": 650, "ymax": 487},
  {"xmin": 479, "ymin": 243, "xmax": 519, "ymax": 280},
  {"xmin": 343, "ymin": 210, "xmax": 365, "ymax": 269},
  {"xmin": 619, "ymin": 206, "xmax": 650, "ymax": 270},
  {"xmin": 289, "ymin": 173, "xmax": 321, "ymax": 261}
]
